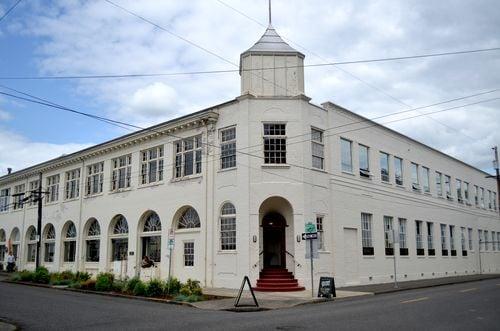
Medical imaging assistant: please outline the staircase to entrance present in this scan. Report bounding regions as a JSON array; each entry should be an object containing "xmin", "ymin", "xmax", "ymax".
[{"xmin": 254, "ymin": 268, "xmax": 305, "ymax": 292}]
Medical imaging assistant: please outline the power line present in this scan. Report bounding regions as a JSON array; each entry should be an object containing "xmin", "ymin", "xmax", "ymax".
[{"xmin": 0, "ymin": 0, "xmax": 22, "ymax": 23}]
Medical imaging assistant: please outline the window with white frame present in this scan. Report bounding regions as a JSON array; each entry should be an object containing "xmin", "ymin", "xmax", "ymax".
[
  {"xmin": 427, "ymin": 222, "xmax": 434, "ymax": 250},
  {"xmin": 461, "ymin": 227, "xmax": 466, "ymax": 252},
  {"xmin": 184, "ymin": 241, "xmax": 194, "ymax": 266},
  {"xmin": 445, "ymin": 175, "xmax": 451, "ymax": 199},
  {"xmin": 141, "ymin": 146, "xmax": 164, "ymax": 184},
  {"xmin": 316, "ymin": 215, "xmax": 324, "ymax": 250},
  {"xmin": 464, "ymin": 182, "xmax": 470, "ymax": 204},
  {"xmin": 311, "ymin": 128, "xmax": 324, "ymax": 170},
  {"xmin": 493, "ymin": 192, "xmax": 497, "ymax": 210},
  {"xmin": 0, "ymin": 188, "xmax": 10, "ymax": 212},
  {"xmin": 43, "ymin": 224, "xmax": 56, "ymax": 263},
  {"xmin": 416, "ymin": 221, "xmax": 424, "ymax": 253},
  {"xmin": 111, "ymin": 154, "xmax": 132, "ymax": 191},
  {"xmin": 422, "ymin": 167, "xmax": 430, "ymax": 193},
  {"xmin": 13, "ymin": 184, "xmax": 25, "ymax": 210},
  {"xmin": 63, "ymin": 222, "xmax": 77, "ymax": 262},
  {"xmin": 394, "ymin": 157, "xmax": 403, "ymax": 185},
  {"xmin": 86, "ymin": 162, "xmax": 104, "ymax": 196},
  {"xmin": 497, "ymin": 233, "xmax": 500, "ymax": 251},
  {"xmin": 175, "ymin": 135, "xmax": 202, "ymax": 177},
  {"xmin": 474, "ymin": 185, "xmax": 479, "ymax": 206},
  {"xmin": 492, "ymin": 231, "xmax": 496, "ymax": 251},
  {"xmin": 340, "ymin": 138, "xmax": 352, "ymax": 172},
  {"xmin": 361, "ymin": 213, "xmax": 373, "ymax": 255},
  {"xmin": 384, "ymin": 216, "xmax": 394, "ymax": 255},
  {"xmin": 468, "ymin": 228, "xmax": 473, "ymax": 250},
  {"xmin": 220, "ymin": 203, "xmax": 236, "ymax": 251},
  {"xmin": 46, "ymin": 175, "xmax": 60, "ymax": 203},
  {"xmin": 449, "ymin": 225, "xmax": 456, "ymax": 252},
  {"xmin": 359, "ymin": 145, "xmax": 370, "ymax": 177},
  {"xmin": 487, "ymin": 190, "xmax": 492, "ymax": 209},
  {"xmin": 26, "ymin": 226, "xmax": 37, "ymax": 262},
  {"xmin": 440, "ymin": 224, "xmax": 448, "ymax": 255},
  {"xmin": 380, "ymin": 152, "xmax": 390, "ymax": 182},
  {"xmin": 478, "ymin": 229, "xmax": 483, "ymax": 251},
  {"xmin": 28, "ymin": 180, "xmax": 40, "ymax": 206},
  {"xmin": 411, "ymin": 163, "xmax": 420, "ymax": 191},
  {"xmin": 263, "ymin": 124, "xmax": 286, "ymax": 164},
  {"xmin": 398, "ymin": 218, "xmax": 407, "ymax": 251},
  {"xmin": 456, "ymin": 179, "xmax": 463, "ymax": 203},
  {"xmin": 220, "ymin": 127, "xmax": 236, "ymax": 169},
  {"xmin": 65, "ymin": 169, "xmax": 80, "ymax": 200},
  {"xmin": 436, "ymin": 172, "xmax": 443, "ymax": 197},
  {"xmin": 484, "ymin": 230, "xmax": 489, "ymax": 250},
  {"xmin": 480, "ymin": 188, "xmax": 485, "ymax": 208}
]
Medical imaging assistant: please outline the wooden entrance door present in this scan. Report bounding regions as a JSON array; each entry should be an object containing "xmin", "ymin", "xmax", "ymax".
[{"xmin": 262, "ymin": 212, "xmax": 286, "ymax": 268}]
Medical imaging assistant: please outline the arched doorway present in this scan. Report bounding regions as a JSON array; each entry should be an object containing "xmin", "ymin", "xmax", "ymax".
[{"xmin": 262, "ymin": 212, "xmax": 286, "ymax": 268}]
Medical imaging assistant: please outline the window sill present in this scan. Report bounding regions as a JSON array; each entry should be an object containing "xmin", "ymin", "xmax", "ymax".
[
  {"xmin": 45, "ymin": 201, "xmax": 60, "ymax": 207},
  {"xmin": 311, "ymin": 167, "xmax": 328, "ymax": 174},
  {"xmin": 362, "ymin": 255, "xmax": 375, "ymax": 259},
  {"xmin": 381, "ymin": 181, "xmax": 392, "ymax": 186},
  {"xmin": 109, "ymin": 188, "xmax": 133, "ymax": 195},
  {"xmin": 84, "ymin": 193, "xmax": 104, "ymax": 199},
  {"xmin": 138, "ymin": 181, "xmax": 164, "ymax": 189},
  {"xmin": 261, "ymin": 164, "xmax": 290, "ymax": 169},
  {"xmin": 395, "ymin": 184, "xmax": 405, "ymax": 190},
  {"xmin": 84, "ymin": 261, "xmax": 100, "ymax": 265},
  {"xmin": 11, "ymin": 208, "xmax": 24, "ymax": 213},
  {"xmin": 64, "ymin": 197, "xmax": 80, "ymax": 203},
  {"xmin": 217, "ymin": 250, "xmax": 237, "ymax": 255},
  {"xmin": 218, "ymin": 167, "xmax": 237, "ymax": 173},
  {"xmin": 423, "ymin": 191, "xmax": 432, "ymax": 196},
  {"xmin": 171, "ymin": 174, "xmax": 202, "ymax": 182},
  {"xmin": 341, "ymin": 170, "xmax": 355, "ymax": 176},
  {"xmin": 318, "ymin": 250, "xmax": 331, "ymax": 254},
  {"xmin": 175, "ymin": 228, "xmax": 201, "ymax": 234}
]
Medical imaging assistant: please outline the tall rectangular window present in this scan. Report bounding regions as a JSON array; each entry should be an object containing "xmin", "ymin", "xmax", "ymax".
[
  {"xmin": 383, "ymin": 216, "xmax": 393, "ymax": 256},
  {"xmin": 183, "ymin": 241, "xmax": 194, "ymax": 266},
  {"xmin": 361, "ymin": 213, "xmax": 373, "ymax": 255},
  {"xmin": 65, "ymin": 169, "xmax": 80, "ymax": 200},
  {"xmin": 141, "ymin": 146, "xmax": 164, "ymax": 184},
  {"xmin": 416, "ymin": 221, "xmax": 424, "ymax": 255},
  {"xmin": 340, "ymin": 138, "xmax": 352, "ymax": 172},
  {"xmin": 111, "ymin": 154, "xmax": 132, "ymax": 191},
  {"xmin": 449, "ymin": 225, "xmax": 456, "ymax": 255},
  {"xmin": 175, "ymin": 135, "xmax": 202, "ymax": 177},
  {"xmin": 316, "ymin": 216, "xmax": 324, "ymax": 250},
  {"xmin": 359, "ymin": 144, "xmax": 370, "ymax": 177},
  {"xmin": 46, "ymin": 175, "xmax": 60, "ymax": 203},
  {"xmin": 491, "ymin": 231, "xmax": 496, "ymax": 251},
  {"xmin": 399, "ymin": 218, "xmax": 408, "ymax": 255},
  {"xmin": 484, "ymin": 230, "xmax": 489, "ymax": 250},
  {"xmin": 13, "ymin": 184, "xmax": 25, "ymax": 210},
  {"xmin": 436, "ymin": 172, "xmax": 443, "ymax": 197},
  {"xmin": 394, "ymin": 157, "xmax": 403, "ymax": 185},
  {"xmin": 487, "ymin": 190, "xmax": 492, "ymax": 209},
  {"xmin": 0, "ymin": 188, "xmax": 10, "ymax": 212},
  {"xmin": 422, "ymin": 167, "xmax": 430, "ymax": 193},
  {"xmin": 464, "ymin": 182, "xmax": 470, "ymax": 204},
  {"xmin": 427, "ymin": 222, "xmax": 434, "ymax": 255},
  {"xmin": 220, "ymin": 127, "xmax": 236, "ymax": 169},
  {"xmin": 480, "ymin": 187, "xmax": 485, "ymax": 208},
  {"xmin": 263, "ymin": 124, "xmax": 286, "ymax": 164},
  {"xmin": 28, "ymin": 180, "xmax": 40, "ymax": 206},
  {"xmin": 380, "ymin": 152, "xmax": 390, "ymax": 182},
  {"xmin": 456, "ymin": 179, "xmax": 463, "ymax": 203},
  {"xmin": 441, "ymin": 224, "xmax": 448, "ymax": 255},
  {"xmin": 86, "ymin": 162, "xmax": 104, "ymax": 196},
  {"xmin": 461, "ymin": 227, "xmax": 467, "ymax": 255},
  {"xmin": 493, "ymin": 192, "xmax": 497, "ymax": 210},
  {"xmin": 468, "ymin": 228, "xmax": 473, "ymax": 250},
  {"xmin": 474, "ymin": 185, "xmax": 479, "ymax": 206},
  {"xmin": 311, "ymin": 128, "xmax": 324, "ymax": 170},
  {"xmin": 411, "ymin": 163, "xmax": 420, "ymax": 191},
  {"xmin": 445, "ymin": 175, "xmax": 451, "ymax": 199},
  {"xmin": 478, "ymin": 229, "xmax": 483, "ymax": 251}
]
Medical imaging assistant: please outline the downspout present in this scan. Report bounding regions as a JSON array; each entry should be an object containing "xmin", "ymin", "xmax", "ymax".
[{"xmin": 77, "ymin": 158, "xmax": 85, "ymax": 272}]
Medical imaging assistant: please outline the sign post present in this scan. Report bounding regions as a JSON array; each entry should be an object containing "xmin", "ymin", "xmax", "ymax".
[
  {"xmin": 303, "ymin": 222, "xmax": 318, "ymax": 297},
  {"xmin": 390, "ymin": 229, "xmax": 399, "ymax": 288},
  {"xmin": 167, "ymin": 229, "xmax": 175, "ymax": 281}
]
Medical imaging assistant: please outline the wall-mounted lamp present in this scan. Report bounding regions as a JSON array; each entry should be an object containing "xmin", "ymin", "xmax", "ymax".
[
  {"xmin": 296, "ymin": 234, "xmax": 301, "ymax": 243},
  {"xmin": 253, "ymin": 235, "xmax": 257, "ymax": 243}
]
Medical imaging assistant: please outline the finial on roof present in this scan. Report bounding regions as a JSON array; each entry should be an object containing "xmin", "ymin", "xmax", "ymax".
[{"xmin": 268, "ymin": 0, "xmax": 272, "ymax": 26}]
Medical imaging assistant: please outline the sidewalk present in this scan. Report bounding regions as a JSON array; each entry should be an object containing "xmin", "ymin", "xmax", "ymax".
[{"xmin": 338, "ymin": 273, "xmax": 500, "ymax": 294}]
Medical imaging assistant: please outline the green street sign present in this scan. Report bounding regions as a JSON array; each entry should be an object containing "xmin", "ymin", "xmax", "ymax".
[{"xmin": 305, "ymin": 222, "xmax": 317, "ymax": 233}]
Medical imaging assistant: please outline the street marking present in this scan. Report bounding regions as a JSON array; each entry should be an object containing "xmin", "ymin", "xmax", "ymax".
[
  {"xmin": 400, "ymin": 297, "xmax": 429, "ymax": 304},
  {"xmin": 459, "ymin": 288, "xmax": 478, "ymax": 293}
]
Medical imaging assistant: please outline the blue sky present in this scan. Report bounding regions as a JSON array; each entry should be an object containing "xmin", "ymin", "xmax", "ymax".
[{"xmin": 1, "ymin": 0, "xmax": 499, "ymax": 175}]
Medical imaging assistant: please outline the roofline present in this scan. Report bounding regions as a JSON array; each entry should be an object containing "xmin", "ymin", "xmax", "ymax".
[
  {"xmin": 321, "ymin": 101, "xmax": 494, "ymax": 177},
  {"xmin": 0, "ymin": 98, "xmax": 237, "ymax": 182}
]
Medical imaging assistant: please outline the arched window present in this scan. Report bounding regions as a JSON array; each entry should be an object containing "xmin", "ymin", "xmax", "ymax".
[
  {"xmin": 63, "ymin": 222, "xmax": 77, "ymax": 263},
  {"xmin": 85, "ymin": 219, "xmax": 100, "ymax": 262},
  {"xmin": 110, "ymin": 215, "xmax": 128, "ymax": 261},
  {"xmin": 0, "ymin": 229, "xmax": 6, "ymax": 264},
  {"xmin": 10, "ymin": 228, "xmax": 20, "ymax": 260},
  {"xmin": 26, "ymin": 226, "xmax": 37, "ymax": 263},
  {"xmin": 178, "ymin": 207, "xmax": 201, "ymax": 229},
  {"xmin": 43, "ymin": 224, "xmax": 56, "ymax": 263},
  {"xmin": 220, "ymin": 203, "xmax": 236, "ymax": 250},
  {"xmin": 140, "ymin": 212, "xmax": 162, "ymax": 262}
]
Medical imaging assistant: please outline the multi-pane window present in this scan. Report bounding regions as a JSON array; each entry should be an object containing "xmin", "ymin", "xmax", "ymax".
[
  {"xmin": 411, "ymin": 163, "xmax": 420, "ymax": 191},
  {"xmin": 436, "ymin": 172, "xmax": 443, "ymax": 197},
  {"xmin": 497, "ymin": 233, "xmax": 500, "ymax": 252},
  {"xmin": 26, "ymin": 227, "xmax": 37, "ymax": 262},
  {"xmin": 456, "ymin": 179, "xmax": 463, "ymax": 203},
  {"xmin": 359, "ymin": 145, "xmax": 370, "ymax": 177},
  {"xmin": 394, "ymin": 157, "xmax": 403, "ymax": 185},
  {"xmin": 220, "ymin": 203, "xmax": 236, "ymax": 251},
  {"xmin": 263, "ymin": 124, "xmax": 286, "ymax": 164},
  {"xmin": 220, "ymin": 127, "xmax": 236, "ymax": 169},
  {"xmin": 464, "ymin": 182, "xmax": 469, "ymax": 204},
  {"xmin": 46, "ymin": 175, "xmax": 60, "ymax": 203},
  {"xmin": 86, "ymin": 162, "xmax": 104, "ymax": 196},
  {"xmin": 340, "ymin": 138, "xmax": 352, "ymax": 172},
  {"xmin": 416, "ymin": 221, "xmax": 424, "ymax": 255},
  {"xmin": 427, "ymin": 222, "xmax": 434, "ymax": 251},
  {"xmin": 449, "ymin": 225, "xmax": 456, "ymax": 254},
  {"xmin": 311, "ymin": 128, "xmax": 324, "ymax": 170},
  {"xmin": 380, "ymin": 152, "xmax": 390, "ymax": 182},
  {"xmin": 175, "ymin": 136, "xmax": 203, "ymax": 177},
  {"xmin": 491, "ymin": 231, "xmax": 496, "ymax": 251},
  {"xmin": 441, "ymin": 224, "xmax": 448, "ymax": 255},
  {"xmin": 0, "ymin": 188, "xmax": 10, "ymax": 212},
  {"xmin": 43, "ymin": 224, "xmax": 56, "ymax": 263},
  {"xmin": 361, "ymin": 213, "xmax": 373, "ymax": 255},
  {"xmin": 487, "ymin": 190, "xmax": 492, "ymax": 209},
  {"xmin": 445, "ymin": 175, "xmax": 451, "ymax": 199},
  {"xmin": 480, "ymin": 187, "xmax": 485, "ymax": 208},
  {"xmin": 474, "ymin": 185, "xmax": 479, "ymax": 206},
  {"xmin": 316, "ymin": 216, "xmax": 324, "ymax": 250},
  {"xmin": 28, "ymin": 180, "xmax": 40, "ymax": 206},
  {"xmin": 399, "ymin": 218, "xmax": 408, "ymax": 255},
  {"xmin": 111, "ymin": 154, "xmax": 132, "ymax": 190},
  {"xmin": 63, "ymin": 222, "xmax": 77, "ymax": 262},
  {"xmin": 141, "ymin": 146, "xmax": 164, "ymax": 184},
  {"xmin": 13, "ymin": 184, "xmax": 25, "ymax": 210},
  {"xmin": 65, "ymin": 169, "xmax": 80, "ymax": 200},
  {"xmin": 493, "ymin": 192, "xmax": 497, "ymax": 210},
  {"xmin": 383, "ymin": 216, "xmax": 394, "ymax": 255},
  {"xmin": 422, "ymin": 167, "xmax": 430, "ymax": 193},
  {"xmin": 468, "ymin": 228, "xmax": 473, "ymax": 251},
  {"xmin": 484, "ymin": 230, "xmax": 489, "ymax": 250},
  {"xmin": 461, "ymin": 227, "xmax": 466, "ymax": 253},
  {"xmin": 184, "ymin": 241, "xmax": 194, "ymax": 266},
  {"xmin": 478, "ymin": 229, "xmax": 483, "ymax": 251}
]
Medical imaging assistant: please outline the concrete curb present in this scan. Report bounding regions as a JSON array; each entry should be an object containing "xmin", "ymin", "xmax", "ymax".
[{"xmin": 0, "ymin": 319, "xmax": 18, "ymax": 331}]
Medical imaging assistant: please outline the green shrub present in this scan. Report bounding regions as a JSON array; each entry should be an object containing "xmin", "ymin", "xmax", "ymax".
[
  {"xmin": 75, "ymin": 271, "xmax": 91, "ymax": 282},
  {"xmin": 95, "ymin": 272, "xmax": 114, "ymax": 291},
  {"xmin": 69, "ymin": 281, "xmax": 82, "ymax": 289},
  {"xmin": 124, "ymin": 277, "xmax": 141, "ymax": 294},
  {"xmin": 33, "ymin": 267, "xmax": 50, "ymax": 284},
  {"xmin": 80, "ymin": 279, "xmax": 96, "ymax": 290},
  {"xmin": 19, "ymin": 270, "xmax": 35, "ymax": 282},
  {"xmin": 52, "ymin": 279, "xmax": 72, "ymax": 286},
  {"xmin": 59, "ymin": 270, "xmax": 75, "ymax": 281},
  {"xmin": 145, "ymin": 279, "xmax": 164, "ymax": 297},
  {"xmin": 132, "ymin": 281, "xmax": 146, "ymax": 296},
  {"xmin": 174, "ymin": 294, "xmax": 188, "ymax": 302},
  {"xmin": 112, "ymin": 280, "xmax": 126, "ymax": 293},
  {"xmin": 164, "ymin": 277, "xmax": 181, "ymax": 296},
  {"xmin": 10, "ymin": 273, "xmax": 21, "ymax": 282},
  {"xmin": 186, "ymin": 294, "xmax": 201, "ymax": 302},
  {"xmin": 179, "ymin": 279, "xmax": 202, "ymax": 296},
  {"xmin": 179, "ymin": 285, "xmax": 191, "ymax": 296}
]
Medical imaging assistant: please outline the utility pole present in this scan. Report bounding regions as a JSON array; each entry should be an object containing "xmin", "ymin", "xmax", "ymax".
[
  {"xmin": 36, "ymin": 172, "xmax": 43, "ymax": 269},
  {"xmin": 493, "ymin": 146, "xmax": 500, "ymax": 215}
]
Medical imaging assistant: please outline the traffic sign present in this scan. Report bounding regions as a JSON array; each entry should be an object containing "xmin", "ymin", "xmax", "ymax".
[
  {"xmin": 302, "ymin": 232, "xmax": 318, "ymax": 240},
  {"xmin": 305, "ymin": 222, "xmax": 317, "ymax": 233}
]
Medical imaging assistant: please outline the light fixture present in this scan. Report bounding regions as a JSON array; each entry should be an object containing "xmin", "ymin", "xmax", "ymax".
[
  {"xmin": 296, "ymin": 235, "xmax": 301, "ymax": 243},
  {"xmin": 253, "ymin": 235, "xmax": 257, "ymax": 243}
]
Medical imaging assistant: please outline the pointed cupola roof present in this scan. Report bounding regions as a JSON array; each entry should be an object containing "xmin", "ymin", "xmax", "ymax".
[{"xmin": 242, "ymin": 24, "xmax": 304, "ymax": 56}]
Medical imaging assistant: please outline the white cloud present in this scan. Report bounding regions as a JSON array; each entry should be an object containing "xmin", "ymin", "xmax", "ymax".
[{"xmin": 0, "ymin": 110, "xmax": 11, "ymax": 121}]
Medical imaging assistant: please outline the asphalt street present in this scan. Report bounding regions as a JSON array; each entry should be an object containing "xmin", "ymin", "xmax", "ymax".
[{"xmin": 0, "ymin": 278, "xmax": 499, "ymax": 330}]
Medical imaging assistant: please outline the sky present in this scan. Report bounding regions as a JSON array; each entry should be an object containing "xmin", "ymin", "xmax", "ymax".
[{"xmin": 0, "ymin": 0, "xmax": 499, "ymax": 176}]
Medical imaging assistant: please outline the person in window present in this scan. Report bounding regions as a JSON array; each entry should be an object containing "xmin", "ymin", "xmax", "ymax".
[
  {"xmin": 141, "ymin": 255, "xmax": 154, "ymax": 268},
  {"xmin": 7, "ymin": 252, "xmax": 16, "ymax": 272}
]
